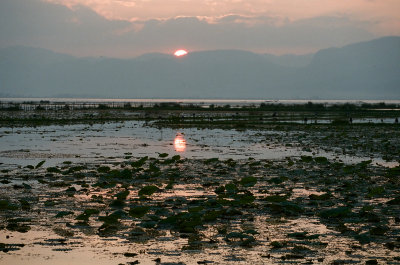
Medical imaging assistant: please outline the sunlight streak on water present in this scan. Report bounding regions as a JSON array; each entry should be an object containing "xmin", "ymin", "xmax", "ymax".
[{"xmin": 174, "ymin": 133, "xmax": 186, "ymax": 152}]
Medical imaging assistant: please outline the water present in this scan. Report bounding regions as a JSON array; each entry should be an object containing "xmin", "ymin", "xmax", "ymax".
[
  {"xmin": 1, "ymin": 118, "xmax": 399, "ymax": 265},
  {"xmin": 0, "ymin": 121, "xmax": 397, "ymax": 169},
  {"xmin": 0, "ymin": 121, "xmax": 294, "ymax": 167}
]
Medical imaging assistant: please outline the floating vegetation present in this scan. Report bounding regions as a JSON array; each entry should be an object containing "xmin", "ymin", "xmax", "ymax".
[
  {"xmin": 138, "ymin": 185, "xmax": 160, "ymax": 197},
  {"xmin": 1, "ymin": 107, "xmax": 400, "ymax": 264},
  {"xmin": 1, "ymin": 153, "xmax": 399, "ymax": 264}
]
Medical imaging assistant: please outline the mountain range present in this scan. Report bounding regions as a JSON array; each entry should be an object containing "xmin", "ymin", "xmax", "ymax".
[{"xmin": 0, "ymin": 36, "xmax": 399, "ymax": 99}]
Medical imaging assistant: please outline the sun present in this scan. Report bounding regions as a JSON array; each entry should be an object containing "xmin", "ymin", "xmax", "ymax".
[{"xmin": 174, "ymin": 49, "xmax": 188, "ymax": 57}]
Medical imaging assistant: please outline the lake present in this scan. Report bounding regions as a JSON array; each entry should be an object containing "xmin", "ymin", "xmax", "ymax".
[{"xmin": 1, "ymin": 104, "xmax": 399, "ymax": 265}]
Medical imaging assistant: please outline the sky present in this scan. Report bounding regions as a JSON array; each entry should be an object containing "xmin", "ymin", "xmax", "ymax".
[{"xmin": 1, "ymin": 0, "xmax": 399, "ymax": 57}]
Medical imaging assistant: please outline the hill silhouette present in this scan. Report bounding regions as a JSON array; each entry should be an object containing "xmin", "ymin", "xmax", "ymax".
[{"xmin": 0, "ymin": 37, "xmax": 399, "ymax": 99}]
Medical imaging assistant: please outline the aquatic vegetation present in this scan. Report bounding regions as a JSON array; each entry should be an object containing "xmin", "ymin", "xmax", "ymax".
[
  {"xmin": 270, "ymin": 241, "xmax": 286, "ymax": 248},
  {"xmin": 387, "ymin": 196, "xmax": 400, "ymax": 205},
  {"xmin": 1, "ymin": 155, "xmax": 399, "ymax": 263},
  {"xmin": 35, "ymin": 160, "xmax": 46, "ymax": 169},
  {"xmin": 367, "ymin": 186, "xmax": 385, "ymax": 198},
  {"xmin": 0, "ymin": 199, "xmax": 19, "ymax": 210},
  {"xmin": 314, "ymin": 156, "xmax": 328, "ymax": 164},
  {"xmin": 97, "ymin": 166, "xmax": 110, "ymax": 173},
  {"xmin": 129, "ymin": 206, "xmax": 150, "ymax": 218},
  {"xmin": 225, "ymin": 231, "xmax": 256, "ymax": 247},
  {"xmin": 1, "ymin": 109, "xmax": 400, "ymax": 264},
  {"xmin": 309, "ymin": 193, "xmax": 331, "ymax": 201},
  {"xmin": 6, "ymin": 221, "xmax": 31, "ymax": 233},
  {"xmin": 75, "ymin": 209, "xmax": 100, "ymax": 222},
  {"xmin": 138, "ymin": 185, "xmax": 160, "ymax": 197},
  {"xmin": 0, "ymin": 242, "xmax": 25, "ymax": 252},
  {"xmin": 263, "ymin": 195, "xmax": 288, "ymax": 202},
  {"xmin": 369, "ymin": 225, "xmax": 389, "ymax": 236},
  {"xmin": 319, "ymin": 207, "xmax": 352, "ymax": 219},
  {"xmin": 267, "ymin": 176, "xmax": 288, "ymax": 184},
  {"xmin": 131, "ymin": 156, "xmax": 148, "ymax": 168},
  {"xmin": 239, "ymin": 176, "xmax": 257, "ymax": 187},
  {"xmin": 267, "ymin": 201, "xmax": 304, "ymax": 216},
  {"xmin": 18, "ymin": 199, "xmax": 30, "ymax": 210},
  {"xmin": 53, "ymin": 227, "xmax": 74, "ymax": 237},
  {"xmin": 300, "ymin": 155, "xmax": 313, "ymax": 163},
  {"xmin": 47, "ymin": 167, "xmax": 61, "ymax": 173},
  {"xmin": 55, "ymin": 211, "xmax": 74, "ymax": 218}
]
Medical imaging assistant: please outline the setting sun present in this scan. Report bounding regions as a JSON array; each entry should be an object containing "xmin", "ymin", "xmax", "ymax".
[{"xmin": 174, "ymin": 49, "xmax": 188, "ymax": 57}]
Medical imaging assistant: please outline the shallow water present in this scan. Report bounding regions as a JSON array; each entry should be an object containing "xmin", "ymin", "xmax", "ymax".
[
  {"xmin": 2, "ymin": 156, "xmax": 399, "ymax": 265},
  {"xmin": 1, "ymin": 121, "xmax": 397, "ymax": 170},
  {"xmin": 1, "ymin": 120, "xmax": 399, "ymax": 265},
  {"xmin": 0, "ymin": 121, "xmax": 285, "ymax": 167}
]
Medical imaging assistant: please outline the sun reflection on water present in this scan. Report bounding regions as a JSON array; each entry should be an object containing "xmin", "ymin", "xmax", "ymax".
[{"xmin": 174, "ymin": 133, "xmax": 186, "ymax": 152}]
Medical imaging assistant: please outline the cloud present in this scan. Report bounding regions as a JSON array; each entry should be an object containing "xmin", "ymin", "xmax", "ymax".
[
  {"xmin": 43, "ymin": 0, "xmax": 400, "ymax": 25},
  {"xmin": 137, "ymin": 15, "xmax": 374, "ymax": 54},
  {"xmin": 0, "ymin": 0, "xmax": 130, "ymax": 53},
  {"xmin": 0, "ymin": 0, "xmax": 383, "ymax": 57}
]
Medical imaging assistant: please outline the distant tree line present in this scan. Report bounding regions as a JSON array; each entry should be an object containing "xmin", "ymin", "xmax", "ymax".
[{"xmin": 0, "ymin": 101, "xmax": 399, "ymax": 112}]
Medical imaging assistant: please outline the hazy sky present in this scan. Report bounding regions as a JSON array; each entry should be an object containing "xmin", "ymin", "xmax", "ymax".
[{"xmin": 1, "ymin": 0, "xmax": 399, "ymax": 57}]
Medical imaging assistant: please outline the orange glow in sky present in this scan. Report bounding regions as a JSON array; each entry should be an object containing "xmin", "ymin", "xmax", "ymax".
[
  {"xmin": 174, "ymin": 49, "xmax": 188, "ymax": 57},
  {"xmin": 45, "ymin": 0, "xmax": 400, "ymax": 26},
  {"xmin": 174, "ymin": 134, "xmax": 186, "ymax": 152}
]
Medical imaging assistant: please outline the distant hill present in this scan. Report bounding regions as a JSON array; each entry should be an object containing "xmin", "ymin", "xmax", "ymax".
[
  {"xmin": 302, "ymin": 36, "xmax": 400, "ymax": 98},
  {"xmin": 0, "ymin": 37, "xmax": 399, "ymax": 99},
  {"xmin": 263, "ymin": 53, "xmax": 314, "ymax": 68}
]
